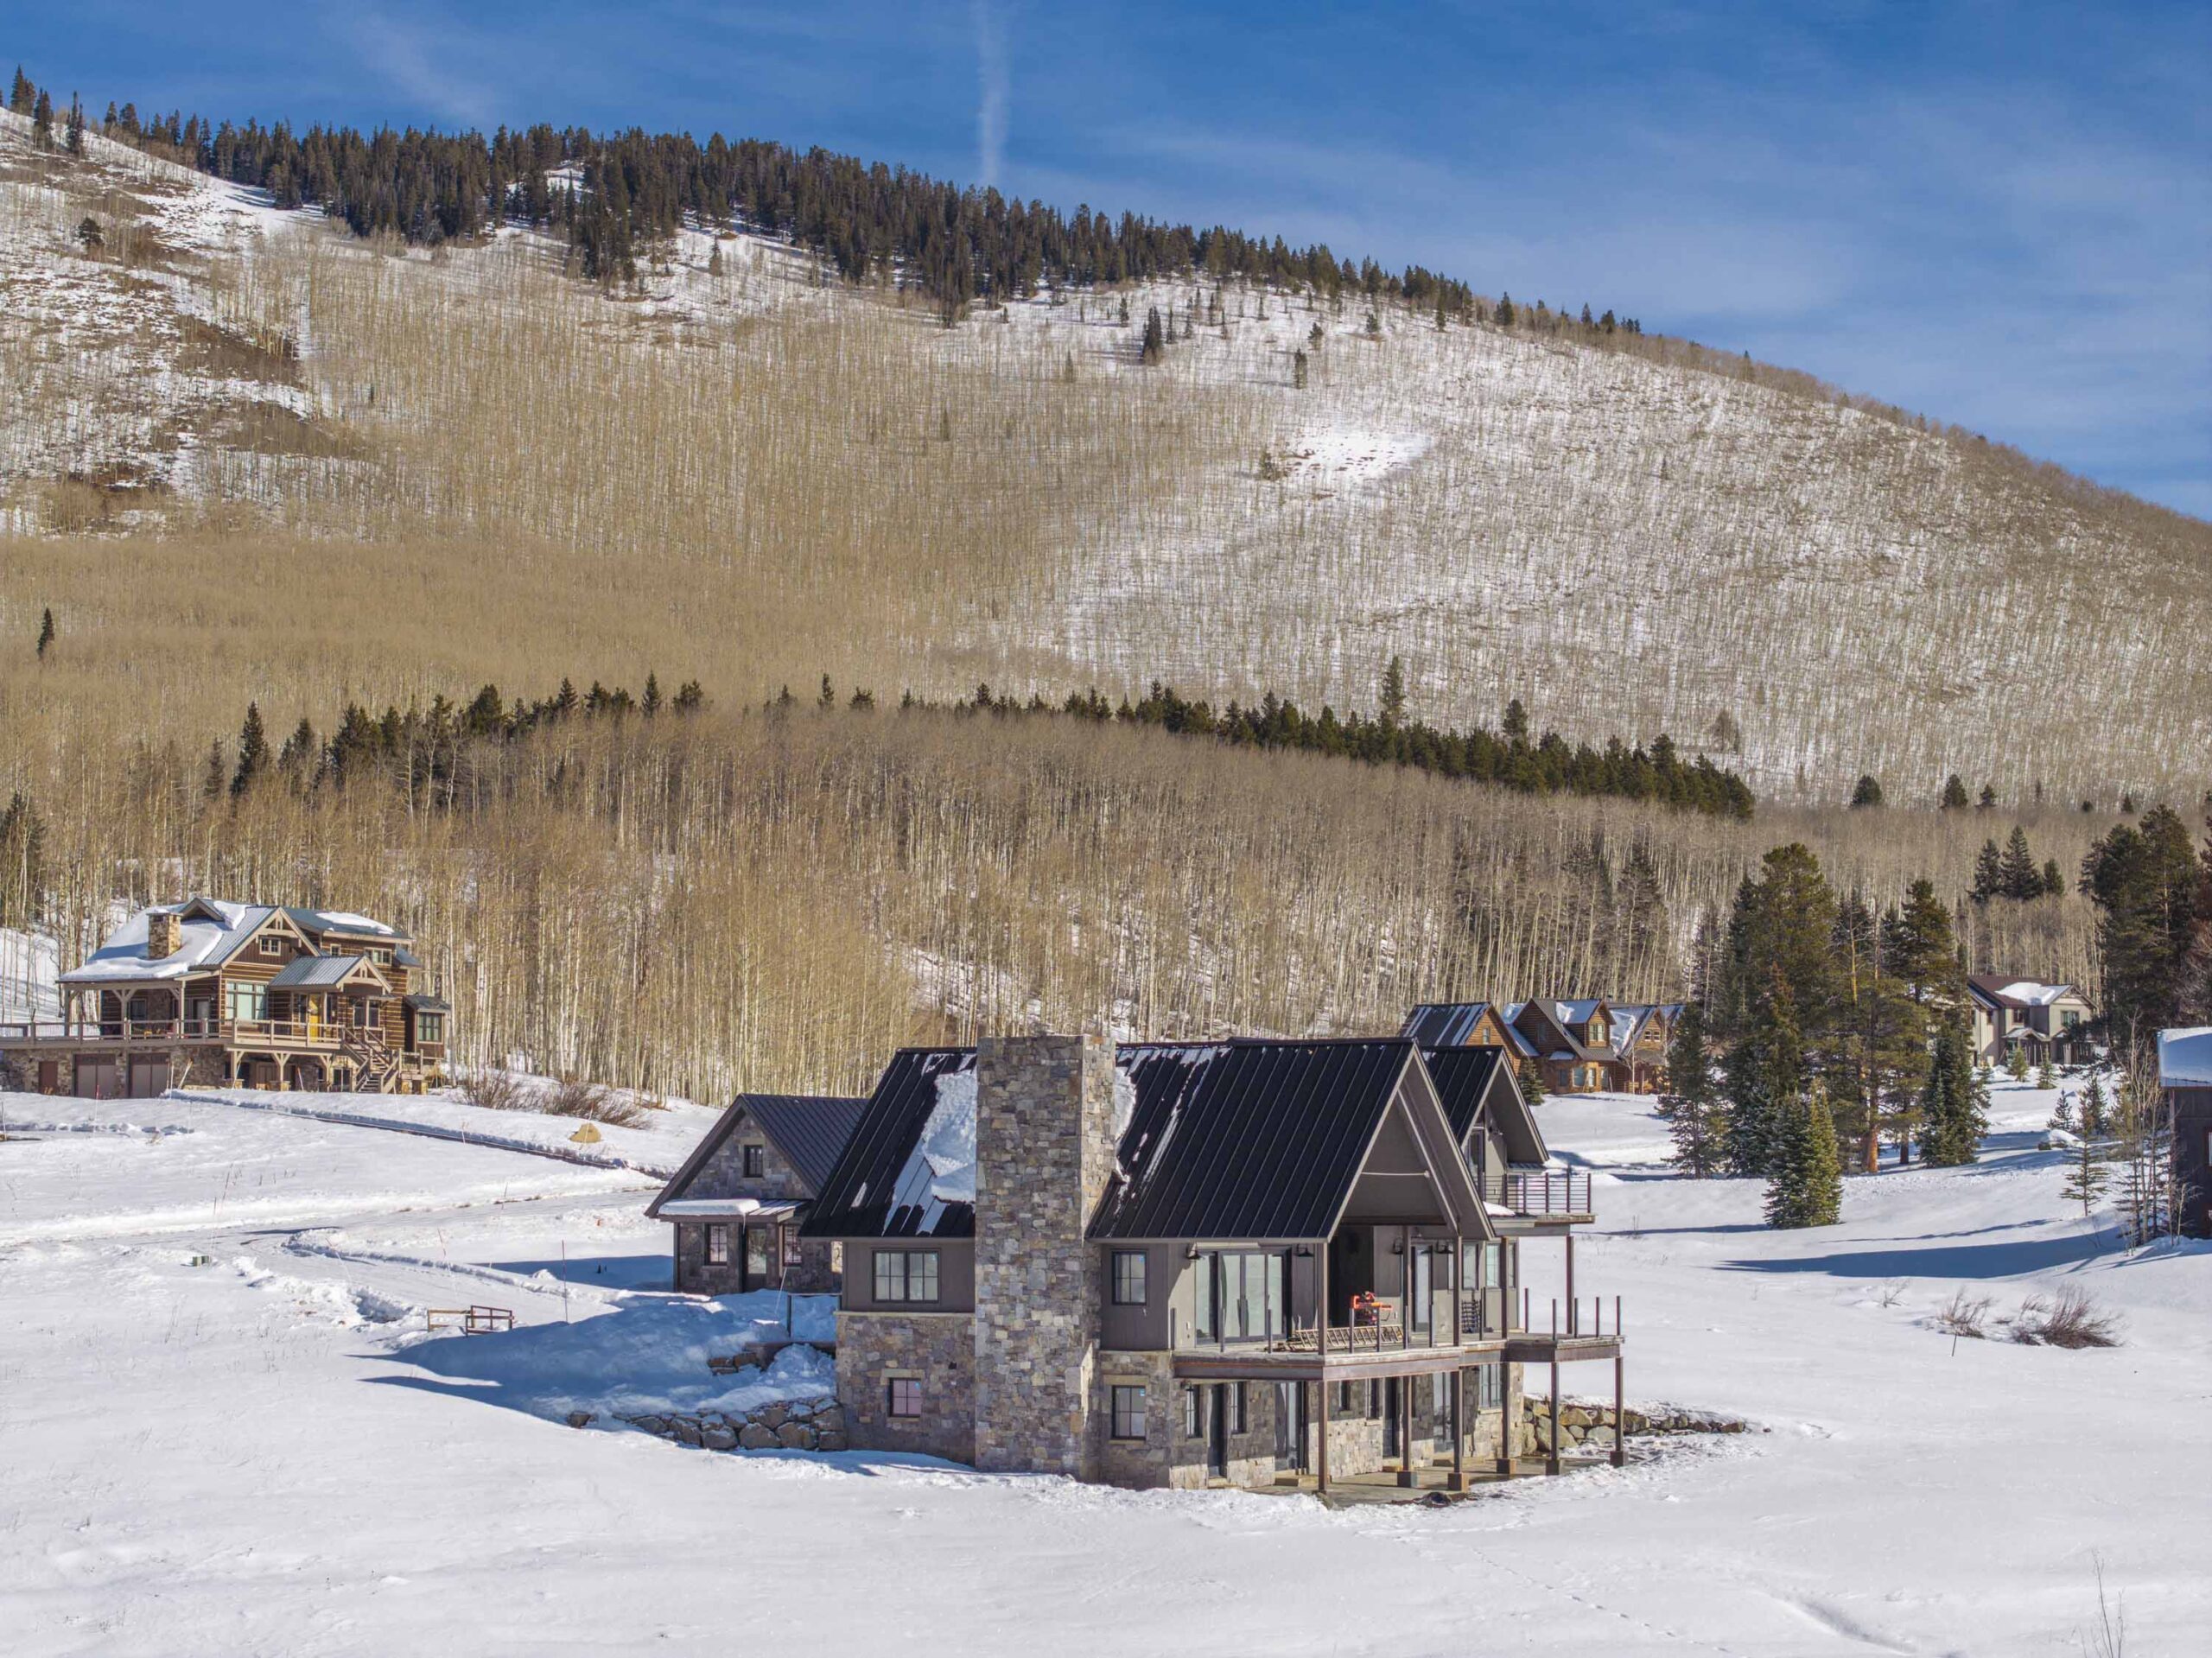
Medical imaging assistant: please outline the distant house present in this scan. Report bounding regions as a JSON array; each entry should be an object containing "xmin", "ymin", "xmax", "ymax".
[
  {"xmin": 2158, "ymin": 1028, "xmax": 2212, "ymax": 1239},
  {"xmin": 648, "ymin": 1093, "xmax": 867, "ymax": 1294},
  {"xmin": 1403, "ymin": 999, "xmax": 1634, "ymax": 1094},
  {"xmin": 1, "ymin": 898, "xmax": 448, "ymax": 1096},
  {"xmin": 1966, "ymin": 977, "xmax": 2092, "ymax": 1068},
  {"xmin": 1602, "ymin": 1004, "xmax": 1683, "ymax": 1094},
  {"xmin": 802, "ymin": 1033, "xmax": 1621, "ymax": 1493}
]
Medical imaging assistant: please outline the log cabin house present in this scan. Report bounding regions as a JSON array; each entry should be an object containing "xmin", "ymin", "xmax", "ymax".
[
  {"xmin": 797, "ymin": 1032, "xmax": 1622, "ymax": 1494},
  {"xmin": 647, "ymin": 1092, "xmax": 867, "ymax": 1294},
  {"xmin": 0, "ymin": 898, "xmax": 449, "ymax": 1096},
  {"xmin": 1404, "ymin": 998, "xmax": 1675, "ymax": 1094}
]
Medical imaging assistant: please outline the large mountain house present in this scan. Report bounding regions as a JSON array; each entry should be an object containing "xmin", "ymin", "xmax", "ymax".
[
  {"xmin": 798, "ymin": 1032, "xmax": 1621, "ymax": 1494},
  {"xmin": 2159, "ymin": 1028, "xmax": 2212, "ymax": 1239},
  {"xmin": 0, "ymin": 899, "xmax": 448, "ymax": 1096},
  {"xmin": 647, "ymin": 1093, "xmax": 868, "ymax": 1294},
  {"xmin": 1966, "ymin": 977, "xmax": 2092, "ymax": 1068},
  {"xmin": 1403, "ymin": 999, "xmax": 1672, "ymax": 1094}
]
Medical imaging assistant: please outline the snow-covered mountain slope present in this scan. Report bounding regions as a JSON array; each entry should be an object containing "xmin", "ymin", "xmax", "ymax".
[
  {"xmin": 3, "ymin": 108, "xmax": 2207, "ymax": 800},
  {"xmin": 3, "ymin": 1077, "xmax": 2202, "ymax": 1655}
]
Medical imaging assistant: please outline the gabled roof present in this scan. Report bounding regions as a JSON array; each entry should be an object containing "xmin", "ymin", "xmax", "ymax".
[
  {"xmin": 268, "ymin": 953, "xmax": 389, "ymax": 991},
  {"xmin": 1401, "ymin": 1001, "xmax": 1503, "ymax": 1047},
  {"xmin": 1967, "ymin": 975, "xmax": 2081, "ymax": 1012},
  {"xmin": 284, "ymin": 906, "xmax": 403, "ymax": 940},
  {"xmin": 802, "ymin": 1049, "xmax": 979, "ymax": 1239},
  {"xmin": 649, "ymin": 1090, "xmax": 871, "ymax": 1218},
  {"xmin": 1512, "ymin": 999, "xmax": 1618, "ymax": 1063},
  {"xmin": 60, "ymin": 899, "xmax": 283, "ymax": 985},
  {"xmin": 1093, "ymin": 1039, "xmax": 1487, "ymax": 1242},
  {"xmin": 1420, "ymin": 1045, "xmax": 1547, "ymax": 1165}
]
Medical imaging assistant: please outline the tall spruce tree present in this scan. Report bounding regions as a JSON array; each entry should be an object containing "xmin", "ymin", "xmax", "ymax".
[
  {"xmin": 1516, "ymin": 1055, "xmax": 1546, "ymax": 1106},
  {"xmin": 1940, "ymin": 774, "xmax": 1971, "ymax": 810},
  {"xmin": 1849, "ymin": 774, "xmax": 1884, "ymax": 808},
  {"xmin": 229, "ymin": 702, "xmax": 269, "ymax": 797},
  {"xmin": 1834, "ymin": 891, "xmax": 1927, "ymax": 1172},
  {"xmin": 2080, "ymin": 806, "xmax": 2199, "ymax": 1049},
  {"xmin": 1656, "ymin": 1002, "xmax": 1726, "ymax": 1176},
  {"xmin": 36, "ymin": 607, "xmax": 55, "ymax": 658},
  {"xmin": 1970, "ymin": 838, "xmax": 2004, "ymax": 902},
  {"xmin": 1764, "ymin": 1084, "xmax": 1843, "ymax": 1228},
  {"xmin": 1919, "ymin": 1019, "xmax": 1986, "ymax": 1166}
]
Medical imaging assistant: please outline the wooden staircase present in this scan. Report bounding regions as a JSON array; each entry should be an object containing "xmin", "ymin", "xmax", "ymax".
[{"xmin": 338, "ymin": 1027, "xmax": 404, "ymax": 1093}]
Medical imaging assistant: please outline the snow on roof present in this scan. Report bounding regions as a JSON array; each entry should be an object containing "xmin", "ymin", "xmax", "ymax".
[
  {"xmin": 58, "ymin": 902, "xmax": 276, "ymax": 984},
  {"xmin": 879, "ymin": 1070, "xmax": 979, "ymax": 1231},
  {"xmin": 2158, "ymin": 1028, "xmax": 2212, "ymax": 1088},
  {"xmin": 656, "ymin": 1197, "xmax": 804, "ymax": 1219},
  {"xmin": 308, "ymin": 911, "xmax": 395, "ymax": 935},
  {"xmin": 1994, "ymin": 981, "xmax": 2069, "ymax": 1007}
]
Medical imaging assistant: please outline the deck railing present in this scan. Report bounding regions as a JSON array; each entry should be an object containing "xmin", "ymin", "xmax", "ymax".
[
  {"xmin": 1501, "ymin": 1169, "xmax": 1593, "ymax": 1217},
  {"xmin": 0, "ymin": 1015, "xmax": 403, "ymax": 1054}
]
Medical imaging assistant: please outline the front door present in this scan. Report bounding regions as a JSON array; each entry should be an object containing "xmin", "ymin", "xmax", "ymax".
[{"xmin": 743, "ymin": 1224, "xmax": 772, "ymax": 1291}]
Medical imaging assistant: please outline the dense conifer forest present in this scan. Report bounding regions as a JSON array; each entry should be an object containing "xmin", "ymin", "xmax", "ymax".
[{"xmin": 48, "ymin": 73, "xmax": 1644, "ymax": 324}]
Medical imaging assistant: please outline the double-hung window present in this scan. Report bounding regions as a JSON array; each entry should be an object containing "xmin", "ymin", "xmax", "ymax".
[
  {"xmin": 873, "ymin": 1248, "xmax": 939, "ymax": 1304},
  {"xmin": 1228, "ymin": 1382, "xmax": 1247, "ymax": 1435},
  {"xmin": 1110, "ymin": 1385, "xmax": 1147, "ymax": 1441},
  {"xmin": 1182, "ymin": 1386, "xmax": 1204, "ymax": 1439},
  {"xmin": 705, "ymin": 1223, "xmax": 730, "ymax": 1265},
  {"xmin": 1111, "ymin": 1251, "xmax": 1147, "ymax": 1305}
]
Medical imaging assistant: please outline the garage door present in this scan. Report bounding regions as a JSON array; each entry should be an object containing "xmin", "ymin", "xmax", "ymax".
[
  {"xmin": 74, "ymin": 1058, "xmax": 118, "ymax": 1098},
  {"xmin": 128, "ymin": 1057, "xmax": 169, "ymax": 1098}
]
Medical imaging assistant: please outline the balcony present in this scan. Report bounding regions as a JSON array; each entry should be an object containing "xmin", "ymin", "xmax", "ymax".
[
  {"xmin": 1479, "ymin": 1167, "xmax": 1595, "ymax": 1223},
  {"xmin": 0, "ymin": 1015, "xmax": 406, "ymax": 1058}
]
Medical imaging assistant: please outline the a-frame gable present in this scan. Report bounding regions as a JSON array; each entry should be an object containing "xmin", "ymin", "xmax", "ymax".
[
  {"xmin": 1474, "ymin": 1056, "xmax": 1546, "ymax": 1165},
  {"xmin": 1327, "ymin": 1048, "xmax": 1492, "ymax": 1241},
  {"xmin": 647, "ymin": 1098, "xmax": 755, "ymax": 1219}
]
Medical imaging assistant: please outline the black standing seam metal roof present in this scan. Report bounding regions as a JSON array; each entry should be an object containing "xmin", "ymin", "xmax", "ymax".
[
  {"xmin": 743, "ymin": 1094, "xmax": 871, "ymax": 1194},
  {"xmin": 648, "ymin": 1091, "xmax": 868, "ymax": 1217},
  {"xmin": 1090, "ymin": 1039, "xmax": 1423, "ymax": 1242},
  {"xmin": 801, "ymin": 1049, "xmax": 978, "ymax": 1240},
  {"xmin": 1402, "ymin": 1002, "xmax": 1499, "ymax": 1047},
  {"xmin": 1421, "ymin": 1045, "xmax": 1548, "ymax": 1165}
]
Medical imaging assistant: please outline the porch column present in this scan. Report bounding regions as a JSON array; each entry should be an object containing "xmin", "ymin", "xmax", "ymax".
[
  {"xmin": 1315, "ymin": 1242, "xmax": 1330, "ymax": 1494},
  {"xmin": 1565, "ymin": 1233, "xmax": 1575, "ymax": 1333},
  {"xmin": 1450, "ymin": 1368, "xmax": 1466, "ymax": 1490},
  {"xmin": 1496, "ymin": 1360, "xmax": 1520, "ymax": 1479},
  {"xmin": 1547, "ymin": 1344, "xmax": 1561, "ymax": 1477}
]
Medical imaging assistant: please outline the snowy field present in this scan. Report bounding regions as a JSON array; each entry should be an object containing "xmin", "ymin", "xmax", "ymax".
[{"xmin": 3, "ymin": 1077, "xmax": 2204, "ymax": 1656}]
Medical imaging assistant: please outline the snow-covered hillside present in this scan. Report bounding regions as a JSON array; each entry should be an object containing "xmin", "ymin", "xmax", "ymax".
[
  {"xmin": 3, "ymin": 1077, "xmax": 2202, "ymax": 1655},
  {"xmin": 3, "ymin": 109, "xmax": 2205, "ymax": 801}
]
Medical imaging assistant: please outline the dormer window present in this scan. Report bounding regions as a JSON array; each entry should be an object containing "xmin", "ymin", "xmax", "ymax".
[
  {"xmin": 258, "ymin": 935, "xmax": 285, "ymax": 957},
  {"xmin": 1587, "ymin": 1017, "xmax": 1606, "ymax": 1044}
]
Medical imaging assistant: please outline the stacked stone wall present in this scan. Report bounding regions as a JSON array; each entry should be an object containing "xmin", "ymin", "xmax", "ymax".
[
  {"xmin": 972, "ymin": 1032, "xmax": 1115, "ymax": 1477},
  {"xmin": 615, "ymin": 1393, "xmax": 847, "ymax": 1452},
  {"xmin": 837, "ymin": 1310, "xmax": 975, "ymax": 1464}
]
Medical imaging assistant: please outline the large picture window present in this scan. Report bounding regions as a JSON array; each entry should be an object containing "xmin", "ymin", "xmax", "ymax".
[
  {"xmin": 225, "ymin": 981, "xmax": 266, "ymax": 1023},
  {"xmin": 1190, "ymin": 1249, "xmax": 1288, "ymax": 1343},
  {"xmin": 872, "ymin": 1248, "xmax": 940, "ymax": 1304},
  {"xmin": 1110, "ymin": 1385, "xmax": 1147, "ymax": 1441}
]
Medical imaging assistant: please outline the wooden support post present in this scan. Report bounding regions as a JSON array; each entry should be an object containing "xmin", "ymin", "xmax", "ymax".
[
  {"xmin": 1317, "ymin": 1373, "xmax": 1332, "ymax": 1494},
  {"xmin": 1451, "ymin": 1368, "xmax": 1466, "ymax": 1490},
  {"xmin": 1548, "ymin": 1299, "xmax": 1561, "ymax": 1477},
  {"xmin": 1497, "ymin": 1359, "xmax": 1519, "ymax": 1478},
  {"xmin": 1611, "ymin": 1351, "xmax": 1626, "ymax": 1468},
  {"xmin": 1565, "ymin": 1232, "xmax": 1575, "ymax": 1334},
  {"xmin": 1316, "ymin": 1242, "xmax": 1331, "ymax": 1495}
]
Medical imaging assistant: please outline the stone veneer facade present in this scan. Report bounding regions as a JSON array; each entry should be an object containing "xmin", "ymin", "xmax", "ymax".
[
  {"xmin": 670, "ymin": 1110, "xmax": 840, "ymax": 1294},
  {"xmin": 971, "ymin": 1032, "xmax": 1116, "ymax": 1477},
  {"xmin": 836, "ymin": 1310, "xmax": 976, "ymax": 1464}
]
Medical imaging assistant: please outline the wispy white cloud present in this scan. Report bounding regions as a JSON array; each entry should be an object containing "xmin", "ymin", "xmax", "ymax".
[
  {"xmin": 338, "ymin": 6, "xmax": 499, "ymax": 129},
  {"xmin": 973, "ymin": 1, "xmax": 1008, "ymax": 188}
]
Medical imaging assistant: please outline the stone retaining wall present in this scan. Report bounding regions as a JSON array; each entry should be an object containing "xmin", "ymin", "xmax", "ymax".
[
  {"xmin": 613, "ymin": 1394, "xmax": 848, "ymax": 1452},
  {"xmin": 1524, "ymin": 1398, "xmax": 1749, "ymax": 1454}
]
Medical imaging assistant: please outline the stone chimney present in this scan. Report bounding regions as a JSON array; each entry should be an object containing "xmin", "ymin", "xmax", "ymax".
[
  {"xmin": 145, "ymin": 908, "xmax": 182, "ymax": 961},
  {"xmin": 970, "ymin": 1030, "xmax": 1116, "ymax": 1478}
]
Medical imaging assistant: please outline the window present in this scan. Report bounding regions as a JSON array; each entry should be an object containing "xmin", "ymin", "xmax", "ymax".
[
  {"xmin": 1367, "ymin": 1381, "xmax": 1382, "ymax": 1421},
  {"xmin": 1336, "ymin": 1381, "xmax": 1354, "ymax": 1413},
  {"xmin": 224, "ymin": 981, "xmax": 266, "ymax": 1023},
  {"xmin": 416, "ymin": 1013, "xmax": 443, "ymax": 1047},
  {"xmin": 2062, "ymin": 1010, "xmax": 2082, "ymax": 1030},
  {"xmin": 746, "ymin": 1228, "xmax": 771, "ymax": 1280},
  {"xmin": 1588, "ymin": 1017, "xmax": 1606, "ymax": 1045},
  {"xmin": 1182, "ymin": 1385, "xmax": 1204, "ymax": 1439},
  {"xmin": 1409, "ymin": 1246, "xmax": 1433, "ymax": 1332},
  {"xmin": 872, "ymin": 1248, "xmax": 939, "ymax": 1304},
  {"xmin": 887, "ymin": 1378, "xmax": 923, "ymax": 1419},
  {"xmin": 1228, "ymin": 1382, "xmax": 1247, "ymax": 1436},
  {"xmin": 1474, "ymin": 1363, "xmax": 1503, "ymax": 1411},
  {"xmin": 258, "ymin": 934, "xmax": 285, "ymax": 957},
  {"xmin": 705, "ymin": 1223, "xmax": 729, "ymax": 1265},
  {"xmin": 782, "ymin": 1226, "xmax": 804, "ymax": 1267},
  {"xmin": 1110, "ymin": 1385, "xmax": 1147, "ymax": 1441},
  {"xmin": 1111, "ymin": 1251, "xmax": 1147, "ymax": 1305},
  {"xmin": 741, "ymin": 1143, "xmax": 766, "ymax": 1178},
  {"xmin": 1190, "ymin": 1248, "xmax": 1287, "ymax": 1342},
  {"xmin": 353, "ymin": 999, "xmax": 374, "ymax": 1028}
]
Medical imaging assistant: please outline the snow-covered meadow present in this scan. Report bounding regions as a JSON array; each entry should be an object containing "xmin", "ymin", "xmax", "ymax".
[{"xmin": 3, "ymin": 1075, "xmax": 2202, "ymax": 1655}]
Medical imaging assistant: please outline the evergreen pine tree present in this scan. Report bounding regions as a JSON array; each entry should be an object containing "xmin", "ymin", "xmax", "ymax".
[
  {"xmin": 1940, "ymin": 774, "xmax": 1971, "ymax": 810},
  {"xmin": 2060, "ymin": 1126, "xmax": 2109, "ymax": 1218},
  {"xmin": 1495, "ymin": 291, "xmax": 1516, "ymax": 327},
  {"xmin": 32, "ymin": 88, "xmax": 54, "ymax": 149},
  {"xmin": 1657, "ymin": 1002, "xmax": 1726, "ymax": 1177},
  {"xmin": 229, "ymin": 702, "xmax": 269, "ymax": 797},
  {"xmin": 1849, "ymin": 774, "xmax": 1884, "ymax": 808},
  {"xmin": 2042, "ymin": 858, "xmax": 2066, "ymax": 897},
  {"xmin": 641, "ymin": 672, "xmax": 662, "ymax": 716},
  {"xmin": 9, "ymin": 67, "xmax": 33, "ymax": 116},
  {"xmin": 1516, "ymin": 1055, "xmax": 1546, "ymax": 1106},
  {"xmin": 36, "ymin": 607, "xmax": 54, "ymax": 658},
  {"xmin": 1977, "ymin": 784, "xmax": 1998, "ymax": 810},
  {"xmin": 1140, "ymin": 306, "xmax": 1165, "ymax": 365},
  {"xmin": 202, "ymin": 740, "xmax": 226, "ymax": 802},
  {"xmin": 2036, "ymin": 1058, "xmax": 2056, "ymax": 1089},
  {"xmin": 2006, "ymin": 1044, "xmax": 2030, "ymax": 1082},
  {"xmin": 1970, "ymin": 838, "xmax": 2004, "ymax": 901},
  {"xmin": 1378, "ymin": 655, "xmax": 1407, "ymax": 729},
  {"xmin": 1764, "ymin": 1084, "xmax": 1843, "ymax": 1228},
  {"xmin": 1502, "ymin": 697, "xmax": 1529, "ymax": 743},
  {"xmin": 65, "ymin": 93, "xmax": 85, "ymax": 156},
  {"xmin": 1919, "ymin": 1019, "xmax": 1986, "ymax": 1166},
  {"xmin": 1999, "ymin": 825, "xmax": 2040, "ymax": 899}
]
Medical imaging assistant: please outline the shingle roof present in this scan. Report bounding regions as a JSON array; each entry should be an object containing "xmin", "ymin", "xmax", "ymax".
[
  {"xmin": 802, "ymin": 1049, "xmax": 979, "ymax": 1239},
  {"xmin": 1090, "ymin": 1039, "xmax": 1424, "ymax": 1242}
]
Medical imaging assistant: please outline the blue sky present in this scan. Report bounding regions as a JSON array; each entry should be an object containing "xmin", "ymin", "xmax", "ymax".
[{"xmin": 10, "ymin": 2, "xmax": 2208, "ymax": 516}]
